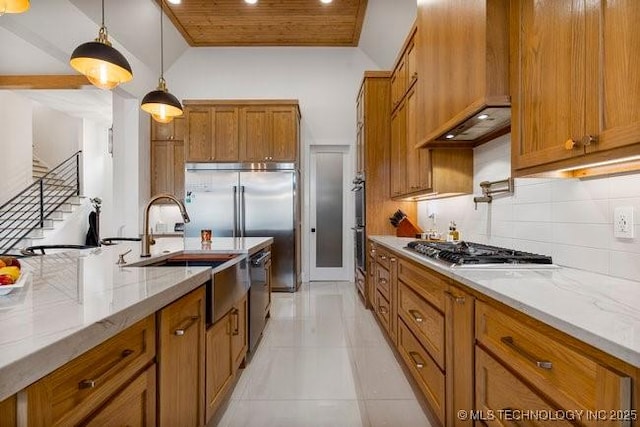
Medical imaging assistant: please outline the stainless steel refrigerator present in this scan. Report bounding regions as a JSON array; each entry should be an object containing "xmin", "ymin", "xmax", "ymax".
[{"xmin": 184, "ymin": 163, "xmax": 300, "ymax": 292}]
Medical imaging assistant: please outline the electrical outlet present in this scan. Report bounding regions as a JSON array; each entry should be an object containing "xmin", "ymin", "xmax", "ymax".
[{"xmin": 614, "ymin": 206, "xmax": 634, "ymax": 239}]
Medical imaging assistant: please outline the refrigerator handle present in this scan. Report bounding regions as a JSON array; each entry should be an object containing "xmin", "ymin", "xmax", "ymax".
[
  {"xmin": 233, "ymin": 186, "xmax": 238, "ymax": 238},
  {"xmin": 240, "ymin": 185, "xmax": 246, "ymax": 238}
]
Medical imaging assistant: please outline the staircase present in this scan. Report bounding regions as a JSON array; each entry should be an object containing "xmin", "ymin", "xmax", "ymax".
[{"xmin": 0, "ymin": 151, "xmax": 83, "ymax": 255}]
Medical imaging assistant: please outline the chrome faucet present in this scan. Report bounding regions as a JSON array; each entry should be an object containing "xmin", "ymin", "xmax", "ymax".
[{"xmin": 141, "ymin": 193, "xmax": 190, "ymax": 257}]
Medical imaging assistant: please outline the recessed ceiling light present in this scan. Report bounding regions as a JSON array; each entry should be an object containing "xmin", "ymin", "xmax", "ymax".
[
  {"xmin": 245, "ymin": 0, "xmax": 258, "ymax": 4},
  {"xmin": 320, "ymin": 0, "xmax": 333, "ymax": 3},
  {"xmin": 445, "ymin": 134, "xmax": 455, "ymax": 139},
  {"xmin": 477, "ymin": 114, "xmax": 489, "ymax": 120},
  {"xmin": 167, "ymin": 0, "xmax": 181, "ymax": 4}
]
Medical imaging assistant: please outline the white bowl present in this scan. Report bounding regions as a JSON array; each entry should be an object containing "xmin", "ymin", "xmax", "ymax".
[{"xmin": 0, "ymin": 270, "xmax": 29, "ymax": 296}]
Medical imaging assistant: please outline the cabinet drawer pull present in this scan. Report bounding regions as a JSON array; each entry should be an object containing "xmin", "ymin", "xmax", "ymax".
[
  {"xmin": 78, "ymin": 349, "xmax": 135, "ymax": 390},
  {"xmin": 174, "ymin": 316, "xmax": 200, "ymax": 336},
  {"xmin": 379, "ymin": 255, "xmax": 387, "ymax": 260},
  {"xmin": 444, "ymin": 291, "xmax": 465, "ymax": 304},
  {"xmin": 231, "ymin": 308, "xmax": 240, "ymax": 335},
  {"xmin": 408, "ymin": 309, "xmax": 424, "ymax": 323},
  {"xmin": 408, "ymin": 351, "xmax": 425, "ymax": 369},
  {"xmin": 500, "ymin": 336, "xmax": 553, "ymax": 370},
  {"xmin": 378, "ymin": 278, "xmax": 388, "ymax": 285},
  {"xmin": 378, "ymin": 305, "xmax": 388, "ymax": 315},
  {"xmin": 390, "ymin": 257, "xmax": 396, "ymax": 263}
]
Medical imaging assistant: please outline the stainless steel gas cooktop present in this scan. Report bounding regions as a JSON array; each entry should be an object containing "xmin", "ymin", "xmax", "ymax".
[{"xmin": 406, "ymin": 240, "xmax": 553, "ymax": 267}]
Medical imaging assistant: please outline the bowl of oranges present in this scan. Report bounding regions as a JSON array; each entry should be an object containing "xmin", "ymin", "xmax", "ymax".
[{"xmin": 0, "ymin": 257, "xmax": 27, "ymax": 296}]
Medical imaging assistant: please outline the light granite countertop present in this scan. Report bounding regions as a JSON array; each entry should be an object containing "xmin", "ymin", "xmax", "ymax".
[
  {"xmin": 370, "ymin": 235, "xmax": 640, "ymax": 368},
  {"xmin": 0, "ymin": 236, "xmax": 273, "ymax": 401}
]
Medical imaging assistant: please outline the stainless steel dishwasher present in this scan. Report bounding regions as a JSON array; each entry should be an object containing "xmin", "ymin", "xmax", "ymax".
[{"xmin": 249, "ymin": 250, "xmax": 271, "ymax": 353}]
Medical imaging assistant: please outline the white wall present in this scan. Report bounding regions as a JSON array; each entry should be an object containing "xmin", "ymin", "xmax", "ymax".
[
  {"xmin": 111, "ymin": 94, "xmax": 142, "ymax": 238},
  {"xmin": 81, "ymin": 119, "xmax": 114, "ymax": 238},
  {"xmin": 418, "ymin": 134, "xmax": 640, "ymax": 282},
  {"xmin": 33, "ymin": 103, "xmax": 82, "ymax": 168},
  {"xmin": 166, "ymin": 47, "xmax": 380, "ymax": 280},
  {"xmin": 0, "ymin": 91, "xmax": 33, "ymax": 205}
]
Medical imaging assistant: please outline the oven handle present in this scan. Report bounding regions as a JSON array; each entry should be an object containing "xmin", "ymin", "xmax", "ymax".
[{"xmin": 350, "ymin": 227, "xmax": 365, "ymax": 232}]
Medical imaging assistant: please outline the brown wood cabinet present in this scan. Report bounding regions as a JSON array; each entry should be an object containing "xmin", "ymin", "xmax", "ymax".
[
  {"xmin": 476, "ymin": 347, "xmax": 573, "ymax": 427},
  {"xmin": 231, "ymin": 292, "xmax": 248, "ymax": 372},
  {"xmin": 476, "ymin": 301, "xmax": 632, "ymax": 422},
  {"xmin": 151, "ymin": 139, "xmax": 185, "ymax": 201},
  {"xmin": 356, "ymin": 72, "xmax": 416, "ymax": 307},
  {"xmin": 389, "ymin": 26, "xmax": 474, "ymax": 200},
  {"xmin": 512, "ymin": 0, "xmax": 640, "ymax": 177},
  {"xmin": 367, "ymin": 240, "xmax": 639, "ymax": 427},
  {"xmin": 444, "ymin": 285, "xmax": 474, "ymax": 427},
  {"xmin": 83, "ymin": 365, "xmax": 156, "ymax": 427},
  {"xmin": 183, "ymin": 100, "xmax": 300, "ymax": 164},
  {"xmin": 416, "ymin": 0, "xmax": 510, "ymax": 148},
  {"xmin": 0, "ymin": 395, "xmax": 16, "ymax": 427},
  {"xmin": 390, "ymin": 98, "xmax": 408, "ymax": 197},
  {"xmin": 205, "ymin": 311, "xmax": 233, "ymax": 423},
  {"xmin": 205, "ymin": 290, "xmax": 249, "ymax": 424},
  {"xmin": 240, "ymin": 105, "xmax": 299, "ymax": 162},
  {"xmin": 185, "ymin": 106, "xmax": 240, "ymax": 162},
  {"xmin": 150, "ymin": 116, "xmax": 186, "ymax": 202},
  {"xmin": 157, "ymin": 287, "xmax": 205, "ymax": 427},
  {"xmin": 24, "ymin": 316, "xmax": 156, "ymax": 427},
  {"xmin": 151, "ymin": 117, "xmax": 185, "ymax": 141}
]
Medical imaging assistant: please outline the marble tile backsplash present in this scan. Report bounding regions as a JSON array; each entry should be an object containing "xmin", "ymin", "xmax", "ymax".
[{"xmin": 418, "ymin": 133, "xmax": 640, "ymax": 282}]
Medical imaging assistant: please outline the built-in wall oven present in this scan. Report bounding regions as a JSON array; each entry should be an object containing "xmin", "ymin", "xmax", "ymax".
[{"xmin": 352, "ymin": 173, "xmax": 366, "ymax": 274}]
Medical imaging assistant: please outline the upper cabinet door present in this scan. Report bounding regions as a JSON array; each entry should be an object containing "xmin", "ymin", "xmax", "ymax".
[
  {"xmin": 586, "ymin": 0, "xmax": 640, "ymax": 153},
  {"xmin": 240, "ymin": 107, "xmax": 271, "ymax": 161},
  {"xmin": 406, "ymin": 39, "xmax": 417, "ymax": 88},
  {"xmin": 186, "ymin": 108, "xmax": 213, "ymax": 162},
  {"xmin": 271, "ymin": 106, "xmax": 298, "ymax": 162},
  {"xmin": 512, "ymin": 0, "xmax": 587, "ymax": 171},
  {"xmin": 152, "ymin": 117, "xmax": 185, "ymax": 141},
  {"xmin": 212, "ymin": 107, "xmax": 239, "ymax": 162}
]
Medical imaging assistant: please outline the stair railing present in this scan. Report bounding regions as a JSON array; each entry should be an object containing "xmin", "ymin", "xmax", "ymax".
[{"xmin": 0, "ymin": 151, "xmax": 82, "ymax": 254}]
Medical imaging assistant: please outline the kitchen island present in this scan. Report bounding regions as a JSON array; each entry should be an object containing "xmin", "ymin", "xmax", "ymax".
[{"xmin": 0, "ymin": 237, "xmax": 272, "ymax": 406}]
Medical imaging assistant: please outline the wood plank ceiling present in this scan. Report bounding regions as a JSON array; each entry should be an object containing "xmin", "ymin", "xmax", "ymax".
[{"xmin": 160, "ymin": 0, "xmax": 369, "ymax": 47}]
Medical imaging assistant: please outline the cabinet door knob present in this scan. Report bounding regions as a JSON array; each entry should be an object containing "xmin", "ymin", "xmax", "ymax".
[{"xmin": 565, "ymin": 135, "xmax": 597, "ymax": 150}]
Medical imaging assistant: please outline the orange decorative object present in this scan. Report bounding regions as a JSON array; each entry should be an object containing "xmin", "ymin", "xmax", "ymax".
[{"xmin": 396, "ymin": 217, "xmax": 422, "ymax": 238}]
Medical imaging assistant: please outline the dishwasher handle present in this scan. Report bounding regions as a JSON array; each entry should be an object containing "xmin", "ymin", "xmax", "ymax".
[{"xmin": 251, "ymin": 251, "xmax": 271, "ymax": 266}]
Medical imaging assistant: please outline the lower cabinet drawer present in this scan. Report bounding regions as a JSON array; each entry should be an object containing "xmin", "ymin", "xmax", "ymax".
[
  {"xmin": 476, "ymin": 347, "xmax": 573, "ymax": 427},
  {"xmin": 398, "ymin": 281, "xmax": 445, "ymax": 370},
  {"xmin": 397, "ymin": 319, "xmax": 445, "ymax": 425},
  {"xmin": 374, "ymin": 290, "xmax": 391, "ymax": 335},
  {"xmin": 83, "ymin": 364, "xmax": 156, "ymax": 427},
  {"xmin": 376, "ymin": 264, "xmax": 391, "ymax": 301},
  {"xmin": 25, "ymin": 315, "xmax": 156, "ymax": 427},
  {"xmin": 476, "ymin": 302, "xmax": 632, "ymax": 417}
]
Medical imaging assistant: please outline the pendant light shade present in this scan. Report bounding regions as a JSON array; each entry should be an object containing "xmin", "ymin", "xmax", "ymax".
[
  {"xmin": 0, "ymin": 0, "xmax": 29, "ymax": 14},
  {"xmin": 69, "ymin": 1, "xmax": 133, "ymax": 90},
  {"xmin": 141, "ymin": 0, "xmax": 183, "ymax": 123},
  {"xmin": 141, "ymin": 78, "xmax": 183, "ymax": 123}
]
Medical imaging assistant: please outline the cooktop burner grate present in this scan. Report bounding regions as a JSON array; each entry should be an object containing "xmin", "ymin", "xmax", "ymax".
[{"xmin": 406, "ymin": 240, "xmax": 553, "ymax": 265}]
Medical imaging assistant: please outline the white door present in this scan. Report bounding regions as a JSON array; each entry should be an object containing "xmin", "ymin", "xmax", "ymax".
[{"xmin": 309, "ymin": 146, "xmax": 351, "ymax": 281}]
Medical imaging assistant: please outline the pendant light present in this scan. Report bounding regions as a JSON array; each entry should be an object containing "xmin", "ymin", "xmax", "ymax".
[
  {"xmin": 141, "ymin": 0, "xmax": 183, "ymax": 124},
  {"xmin": 69, "ymin": 0, "xmax": 133, "ymax": 90},
  {"xmin": 0, "ymin": 0, "xmax": 29, "ymax": 14}
]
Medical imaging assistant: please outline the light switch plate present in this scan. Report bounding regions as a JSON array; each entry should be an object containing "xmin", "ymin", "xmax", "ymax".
[{"xmin": 614, "ymin": 206, "xmax": 634, "ymax": 239}]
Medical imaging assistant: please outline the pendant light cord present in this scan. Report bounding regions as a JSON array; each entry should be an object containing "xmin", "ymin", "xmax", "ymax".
[
  {"xmin": 160, "ymin": 0, "xmax": 164, "ymax": 79},
  {"xmin": 101, "ymin": 0, "xmax": 105, "ymax": 28}
]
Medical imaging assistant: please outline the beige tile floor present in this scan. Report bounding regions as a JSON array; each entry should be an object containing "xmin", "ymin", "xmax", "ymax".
[{"xmin": 215, "ymin": 282, "xmax": 431, "ymax": 427}]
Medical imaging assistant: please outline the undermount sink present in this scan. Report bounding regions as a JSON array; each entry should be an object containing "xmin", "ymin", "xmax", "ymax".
[{"xmin": 150, "ymin": 254, "xmax": 238, "ymax": 269}]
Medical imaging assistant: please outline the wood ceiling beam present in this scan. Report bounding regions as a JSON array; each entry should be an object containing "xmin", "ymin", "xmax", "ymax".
[{"xmin": 0, "ymin": 75, "xmax": 90, "ymax": 90}]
